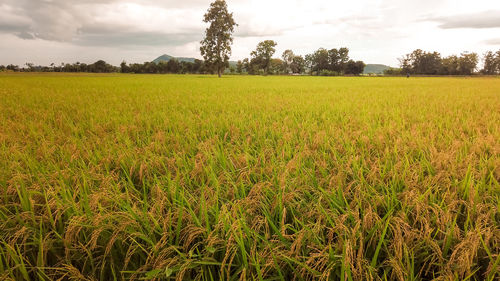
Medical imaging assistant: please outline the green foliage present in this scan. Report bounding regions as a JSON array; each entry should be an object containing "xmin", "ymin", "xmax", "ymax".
[
  {"xmin": 345, "ymin": 60, "xmax": 365, "ymax": 75},
  {"xmin": 200, "ymin": 0, "xmax": 237, "ymax": 77},
  {"xmin": 305, "ymin": 47, "xmax": 364, "ymax": 75},
  {"xmin": 383, "ymin": 67, "xmax": 403, "ymax": 75},
  {"xmin": 319, "ymin": 69, "xmax": 341, "ymax": 76},
  {"xmin": 400, "ymin": 49, "xmax": 481, "ymax": 75},
  {"xmin": 250, "ymin": 40, "xmax": 278, "ymax": 75}
]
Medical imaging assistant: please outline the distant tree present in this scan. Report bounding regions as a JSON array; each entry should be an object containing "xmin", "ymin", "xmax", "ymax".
[
  {"xmin": 200, "ymin": 0, "xmax": 237, "ymax": 77},
  {"xmin": 157, "ymin": 61, "xmax": 168, "ymax": 73},
  {"xmin": 304, "ymin": 54, "xmax": 314, "ymax": 74},
  {"xmin": 308, "ymin": 48, "xmax": 330, "ymax": 75},
  {"xmin": 80, "ymin": 63, "xmax": 88, "ymax": 72},
  {"xmin": 496, "ymin": 50, "xmax": 500, "ymax": 73},
  {"xmin": 481, "ymin": 51, "xmax": 498, "ymax": 74},
  {"xmin": 167, "ymin": 59, "xmax": 181, "ymax": 73},
  {"xmin": 441, "ymin": 55, "xmax": 460, "ymax": 75},
  {"xmin": 281, "ymin": 49, "xmax": 295, "ymax": 74},
  {"xmin": 180, "ymin": 61, "xmax": 194, "ymax": 74},
  {"xmin": 398, "ymin": 54, "xmax": 412, "ymax": 74},
  {"xmin": 74, "ymin": 62, "xmax": 81, "ymax": 72},
  {"xmin": 328, "ymin": 47, "xmax": 349, "ymax": 73},
  {"xmin": 247, "ymin": 57, "xmax": 260, "ymax": 75},
  {"xmin": 92, "ymin": 60, "xmax": 108, "ymax": 73},
  {"xmin": 269, "ymin": 58, "xmax": 284, "ymax": 75},
  {"xmin": 7, "ymin": 64, "xmax": 19, "ymax": 71},
  {"xmin": 290, "ymin": 55, "xmax": 305, "ymax": 74},
  {"xmin": 120, "ymin": 61, "xmax": 129, "ymax": 73},
  {"xmin": 383, "ymin": 67, "xmax": 402, "ymax": 75},
  {"xmin": 400, "ymin": 49, "xmax": 480, "ymax": 75},
  {"xmin": 458, "ymin": 52, "xmax": 478, "ymax": 75},
  {"xmin": 345, "ymin": 60, "xmax": 365, "ymax": 75},
  {"xmin": 193, "ymin": 59, "xmax": 204, "ymax": 73},
  {"xmin": 242, "ymin": 58, "xmax": 250, "ymax": 74},
  {"xmin": 0, "ymin": 65, "xmax": 5, "ymax": 72},
  {"xmin": 236, "ymin": 60, "xmax": 243, "ymax": 74},
  {"xmin": 25, "ymin": 63, "xmax": 35, "ymax": 72},
  {"xmin": 408, "ymin": 49, "xmax": 442, "ymax": 75},
  {"xmin": 399, "ymin": 49, "xmax": 442, "ymax": 75},
  {"xmin": 250, "ymin": 40, "xmax": 277, "ymax": 75}
]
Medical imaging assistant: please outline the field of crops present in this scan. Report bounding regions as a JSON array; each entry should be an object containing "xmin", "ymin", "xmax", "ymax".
[{"xmin": 0, "ymin": 73, "xmax": 499, "ymax": 280}]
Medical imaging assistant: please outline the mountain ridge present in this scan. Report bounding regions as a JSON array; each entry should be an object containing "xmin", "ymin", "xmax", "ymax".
[
  {"xmin": 153, "ymin": 54, "xmax": 197, "ymax": 64},
  {"xmin": 363, "ymin": 64, "xmax": 392, "ymax": 74}
]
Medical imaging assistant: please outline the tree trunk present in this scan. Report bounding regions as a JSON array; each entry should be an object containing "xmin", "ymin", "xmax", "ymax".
[{"xmin": 218, "ymin": 67, "xmax": 222, "ymax": 78}]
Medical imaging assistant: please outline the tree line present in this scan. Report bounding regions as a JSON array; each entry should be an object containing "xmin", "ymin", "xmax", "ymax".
[
  {"xmin": 383, "ymin": 49, "xmax": 500, "ymax": 76},
  {"xmin": 232, "ymin": 42, "xmax": 365, "ymax": 76},
  {"xmin": 0, "ymin": 60, "xmax": 118, "ymax": 73},
  {"xmin": 2, "ymin": 47, "xmax": 499, "ymax": 76},
  {"xmin": 0, "ymin": 60, "xmax": 212, "ymax": 74}
]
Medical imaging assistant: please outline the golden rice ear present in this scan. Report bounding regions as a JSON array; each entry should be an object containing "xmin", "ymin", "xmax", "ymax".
[{"xmin": 1, "ymin": 75, "xmax": 498, "ymax": 281}]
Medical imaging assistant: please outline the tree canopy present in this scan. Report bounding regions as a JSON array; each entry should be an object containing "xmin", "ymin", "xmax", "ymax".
[
  {"xmin": 250, "ymin": 40, "xmax": 278, "ymax": 75},
  {"xmin": 200, "ymin": 0, "xmax": 237, "ymax": 78},
  {"xmin": 399, "ymin": 49, "xmax": 480, "ymax": 75}
]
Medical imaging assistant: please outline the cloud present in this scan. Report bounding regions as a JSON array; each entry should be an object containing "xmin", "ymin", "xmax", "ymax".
[
  {"xmin": 484, "ymin": 38, "xmax": 500, "ymax": 45},
  {"xmin": 235, "ymin": 24, "xmax": 302, "ymax": 38},
  {"xmin": 0, "ymin": 4, "xmax": 32, "ymax": 35},
  {"xmin": 74, "ymin": 31, "xmax": 201, "ymax": 47},
  {"xmin": 425, "ymin": 10, "xmax": 500, "ymax": 29},
  {"xmin": 0, "ymin": 0, "xmax": 205, "ymax": 45}
]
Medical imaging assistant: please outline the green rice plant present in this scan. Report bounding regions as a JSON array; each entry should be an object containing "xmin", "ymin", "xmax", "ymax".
[{"xmin": 0, "ymin": 73, "xmax": 498, "ymax": 280}]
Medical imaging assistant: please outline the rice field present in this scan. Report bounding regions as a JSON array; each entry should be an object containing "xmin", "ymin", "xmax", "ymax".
[{"xmin": 0, "ymin": 73, "xmax": 499, "ymax": 280}]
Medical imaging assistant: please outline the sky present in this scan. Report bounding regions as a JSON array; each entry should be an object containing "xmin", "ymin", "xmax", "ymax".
[{"xmin": 1, "ymin": 0, "xmax": 500, "ymax": 67}]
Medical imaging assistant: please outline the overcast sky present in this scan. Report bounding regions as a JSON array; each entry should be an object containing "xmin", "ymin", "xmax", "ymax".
[{"xmin": 1, "ymin": 0, "xmax": 500, "ymax": 66}]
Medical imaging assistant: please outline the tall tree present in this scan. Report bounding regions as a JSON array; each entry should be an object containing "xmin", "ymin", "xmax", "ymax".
[
  {"xmin": 120, "ymin": 61, "xmax": 129, "ymax": 73},
  {"xmin": 398, "ymin": 54, "xmax": 412, "ymax": 74},
  {"xmin": 345, "ymin": 60, "xmax": 365, "ymax": 75},
  {"xmin": 496, "ymin": 50, "xmax": 500, "ymax": 73},
  {"xmin": 200, "ymin": 0, "xmax": 237, "ymax": 78},
  {"xmin": 458, "ymin": 52, "xmax": 478, "ymax": 75},
  {"xmin": 328, "ymin": 47, "xmax": 349, "ymax": 73},
  {"xmin": 236, "ymin": 60, "xmax": 243, "ymax": 74},
  {"xmin": 442, "ymin": 55, "xmax": 460, "ymax": 75},
  {"xmin": 308, "ymin": 48, "xmax": 329, "ymax": 75},
  {"xmin": 242, "ymin": 58, "xmax": 250, "ymax": 74},
  {"xmin": 282, "ymin": 49, "xmax": 295, "ymax": 74},
  {"xmin": 291, "ymin": 55, "xmax": 305, "ymax": 74},
  {"xmin": 269, "ymin": 58, "xmax": 284, "ymax": 75},
  {"xmin": 481, "ymin": 51, "xmax": 498, "ymax": 74},
  {"xmin": 250, "ymin": 40, "xmax": 277, "ymax": 75}
]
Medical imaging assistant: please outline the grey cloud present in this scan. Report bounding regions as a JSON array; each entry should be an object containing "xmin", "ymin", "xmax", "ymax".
[
  {"xmin": 1, "ymin": 0, "xmax": 90, "ymax": 41},
  {"xmin": 425, "ymin": 10, "xmax": 500, "ymax": 29},
  {"xmin": 0, "ymin": 0, "xmax": 207, "ymax": 44},
  {"xmin": 74, "ymin": 31, "xmax": 201, "ymax": 47}
]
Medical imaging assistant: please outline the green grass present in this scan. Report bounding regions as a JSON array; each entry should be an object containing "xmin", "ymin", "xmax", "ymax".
[{"xmin": 0, "ymin": 73, "xmax": 499, "ymax": 280}]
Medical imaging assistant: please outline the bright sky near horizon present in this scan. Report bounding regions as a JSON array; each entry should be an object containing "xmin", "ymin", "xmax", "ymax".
[{"xmin": 1, "ymin": 0, "xmax": 499, "ymax": 66}]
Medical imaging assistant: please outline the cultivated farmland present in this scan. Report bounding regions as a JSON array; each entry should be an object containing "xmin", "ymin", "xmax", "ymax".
[{"xmin": 0, "ymin": 74, "xmax": 499, "ymax": 280}]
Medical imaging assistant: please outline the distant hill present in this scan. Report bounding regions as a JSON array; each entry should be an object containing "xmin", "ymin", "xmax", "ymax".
[
  {"xmin": 153, "ymin": 54, "xmax": 237, "ymax": 67},
  {"xmin": 153, "ymin": 54, "xmax": 197, "ymax": 64},
  {"xmin": 364, "ymin": 64, "xmax": 391, "ymax": 74}
]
